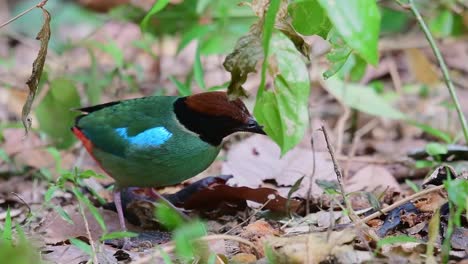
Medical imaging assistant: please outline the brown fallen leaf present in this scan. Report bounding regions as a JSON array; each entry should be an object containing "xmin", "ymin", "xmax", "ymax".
[
  {"xmin": 266, "ymin": 229, "xmax": 360, "ymax": 264},
  {"xmin": 231, "ymin": 253, "xmax": 257, "ymax": 263},
  {"xmin": 239, "ymin": 220, "xmax": 280, "ymax": 257},
  {"xmin": 345, "ymin": 165, "xmax": 402, "ymax": 193},
  {"xmin": 405, "ymin": 48, "xmax": 440, "ymax": 86},
  {"xmin": 38, "ymin": 206, "xmax": 135, "ymax": 244},
  {"xmin": 222, "ymin": 135, "xmax": 335, "ymax": 199},
  {"xmin": 2, "ymin": 128, "xmax": 53, "ymax": 169}
]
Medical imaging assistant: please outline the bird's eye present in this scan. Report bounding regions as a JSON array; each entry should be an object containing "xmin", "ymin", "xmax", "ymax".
[{"xmin": 246, "ymin": 119, "xmax": 257, "ymax": 128}]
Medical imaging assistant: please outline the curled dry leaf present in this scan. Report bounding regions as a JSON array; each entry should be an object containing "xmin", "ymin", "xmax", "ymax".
[
  {"xmin": 223, "ymin": 24, "xmax": 263, "ymax": 98},
  {"xmin": 22, "ymin": 8, "xmax": 51, "ymax": 136},
  {"xmin": 223, "ymin": 135, "xmax": 335, "ymax": 198}
]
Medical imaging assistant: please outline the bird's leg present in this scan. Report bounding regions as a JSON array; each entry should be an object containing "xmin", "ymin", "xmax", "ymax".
[
  {"xmin": 113, "ymin": 187, "xmax": 131, "ymax": 249},
  {"xmin": 148, "ymin": 188, "xmax": 190, "ymax": 221}
]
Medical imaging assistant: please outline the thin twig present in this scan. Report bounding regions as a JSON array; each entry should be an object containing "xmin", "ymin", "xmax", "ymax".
[
  {"xmin": 305, "ymin": 133, "xmax": 317, "ymax": 215},
  {"xmin": 76, "ymin": 199, "xmax": 99, "ymax": 264},
  {"xmin": 224, "ymin": 199, "xmax": 271, "ymax": 235},
  {"xmin": 133, "ymin": 234, "xmax": 259, "ymax": 264},
  {"xmin": 321, "ymin": 125, "xmax": 380, "ymax": 242},
  {"xmin": 321, "ymin": 125, "xmax": 354, "ymax": 218},
  {"xmin": 10, "ymin": 192, "xmax": 32, "ymax": 226},
  {"xmin": 0, "ymin": 0, "xmax": 49, "ymax": 29},
  {"xmin": 404, "ymin": 0, "xmax": 468, "ymax": 144},
  {"xmin": 357, "ymin": 185, "xmax": 445, "ymax": 225}
]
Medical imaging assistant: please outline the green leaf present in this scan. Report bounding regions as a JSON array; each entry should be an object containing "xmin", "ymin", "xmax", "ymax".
[
  {"xmin": 169, "ymin": 76, "xmax": 191, "ymax": 96},
  {"xmin": 0, "ymin": 149, "xmax": 10, "ymax": 163},
  {"xmin": 405, "ymin": 179, "xmax": 420, "ymax": 193},
  {"xmin": 194, "ymin": 45, "xmax": 206, "ymax": 90},
  {"xmin": 177, "ymin": 25, "xmax": 214, "ymax": 54},
  {"xmin": 288, "ymin": 0, "xmax": 331, "ymax": 38},
  {"xmin": 174, "ymin": 220, "xmax": 206, "ymax": 260},
  {"xmin": 36, "ymin": 78, "xmax": 80, "ymax": 149},
  {"xmin": 72, "ymin": 187, "xmax": 107, "ymax": 233},
  {"xmin": 415, "ymin": 160, "xmax": 435, "ymax": 169},
  {"xmin": 1, "ymin": 208, "xmax": 12, "ymax": 245},
  {"xmin": 444, "ymin": 179, "xmax": 468, "ymax": 226},
  {"xmin": 426, "ymin": 209, "xmax": 440, "ymax": 261},
  {"xmin": 323, "ymin": 28, "xmax": 352, "ymax": 79},
  {"xmin": 254, "ymin": 34, "xmax": 310, "ymax": 155},
  {"xmin": 324, "ymin": 77, "xmax": 405, "ymax": 119},
  {"xmin": 100, "ymin": 231, "xmax": 138, "ymax": 241},
  {"xmin": 93, "ymin": 41, "xmax": 124, "ymax": 68},
  {"xmin": 380, "ymin": 7, "xmax": 409, "ymax": 33},
  {"xmin": 45, "ymin": 185, "xmax": 58, "ymax": 202},
  {"xmin": 429, "ymin": 9, "xmax": 453, "ymax": 38},
  {"xmin": 154, "ymin": 203, "xmax": 185, "ymax": 230},
  {"xmin": 196, "ymin": 0, "xmax": 212, "ymax": 14},
  {"xmin": 259, "ymin": 0, "xmax": 282, "ymax": 97},
  {"xmin": 159, "ymin": 247, "xmax": 174, "ymax": 264},
  {"xmin": 69, "ymin": 238, "xmax": 93, "ymax": 256},
  {"xmin": 140, "ymin": 0, "xmax": 171, "ymax": 32},
  {"xmin": 409, "ymin": 122, "xmax": 452, "ymax": 143},
  {"xmin": 376, "ymin": 235, "xmax": 421, "ymax": 251},
  {"xmin": 425, "ymin": 142, "xmax": 448, "ymax": 157},
  {"xmin": 317, "ymin": 0, "xmax": 381, "ymax": 65},
  {"xmin": 53, "ymin": 206, "xmax": 74, "ymax": 225}
]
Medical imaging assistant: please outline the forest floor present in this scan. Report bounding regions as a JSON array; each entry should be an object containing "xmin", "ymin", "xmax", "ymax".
[{"xmin": 1, "ymin": 1, "xmax": 468, "ymax": 263}]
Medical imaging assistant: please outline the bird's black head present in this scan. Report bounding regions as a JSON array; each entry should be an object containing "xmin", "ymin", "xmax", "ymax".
[{"xmin": 174, "ymin": 91, "xmax": 266, "ymax": 146}]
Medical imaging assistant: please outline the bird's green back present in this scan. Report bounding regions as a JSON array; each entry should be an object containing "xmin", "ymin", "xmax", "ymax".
[{"xmin": 76, "ymin": 96, "xmax": 221, "ymax": 187}]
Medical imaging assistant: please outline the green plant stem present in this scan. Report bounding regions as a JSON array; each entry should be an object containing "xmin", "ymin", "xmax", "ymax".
[
  {"xmin": 441, "ymin": 203, "xmax": 455, "ymax": 264},
  {"xmin": 406, "ymin": 0, "xmax": 468, "ymax": 144}
]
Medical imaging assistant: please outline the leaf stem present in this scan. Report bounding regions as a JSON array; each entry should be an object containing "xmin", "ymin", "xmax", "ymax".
[
  {"xmin": 405, "ymin": 0, "xmax": 468, "ymax": 144},
  {"xmin": 0, "ymin": 0, "xmax": 49, "ymax": 29}
]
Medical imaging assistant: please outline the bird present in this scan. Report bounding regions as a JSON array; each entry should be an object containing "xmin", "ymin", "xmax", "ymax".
[{"xmin": 72, "ymin": 91, "xmax": 266, "ymax": 244}]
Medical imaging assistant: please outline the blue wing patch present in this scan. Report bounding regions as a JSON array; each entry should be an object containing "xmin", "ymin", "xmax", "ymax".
[{"xmin": 115, "ymin": 127, "xmax": 173, "ymax": 147}]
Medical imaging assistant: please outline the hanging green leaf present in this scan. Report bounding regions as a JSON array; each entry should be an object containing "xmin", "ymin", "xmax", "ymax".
[
  {"xmin": 194, "ymin": 45, "xmax": 207, "ymax": 90},
  {"xmin": 259, "ymin": 0, "xmax": 282, "ymax": 97},
  {"xmin": 254, "ymin": 33, "xmax": 310, "ymax": 155},
  {"xmin": 323, "ymin": 28, "xmax": 352, "ymax": 79},
  {"xmin": 317, "ymin": 0, "xmax": 380, "ymax": 65},
  {"xmin": 288, "ymin": 0, "xmax": 331, "ymax": 38},
  {"xmin": 140, "ymin": 0, "xmax": 171, "ymax": 32}
]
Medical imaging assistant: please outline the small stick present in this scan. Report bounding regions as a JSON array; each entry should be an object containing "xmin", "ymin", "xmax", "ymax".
[
  {"xmin": 357, "ymin": 185, "xmax": 445, "ymax": 225},
  {"xmin": 321, "ymin": 125, "xmax": 380, "ymax": 241},
  {"xmin": 0, "ymin": 0, "xmax": 49, "ymax": 29},
  {"xmin": 76, "ymin": 199, "xmax": 99, "ymax": 264},
  {"xmin": 321, "ymin": 125, "xmax": 352, "ymax": 217},
  {"xmin": 224, "ymin": 199, "xmax": 271, "ymax": 235},
  {"xmin": 305, "ymin": 134, "xmax": 317, "ymax": 215}
]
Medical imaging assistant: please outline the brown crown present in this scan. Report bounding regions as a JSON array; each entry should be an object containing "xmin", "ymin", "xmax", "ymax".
[{"xmin": 184, "ymin": 92, "xmax": 251, "ymax": 123}]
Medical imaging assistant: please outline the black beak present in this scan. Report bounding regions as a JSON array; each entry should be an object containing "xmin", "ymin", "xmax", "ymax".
[{"xmin": 245, "ymin": 117, "xmax": 266, "ymax": 135}]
